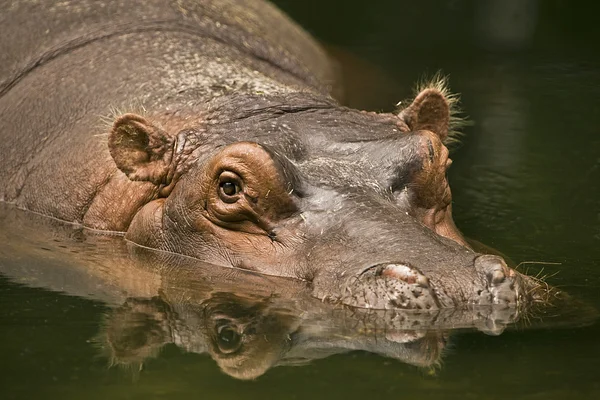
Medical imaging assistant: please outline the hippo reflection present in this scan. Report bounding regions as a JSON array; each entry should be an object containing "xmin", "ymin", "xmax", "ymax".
[
  {"xmin": 99, "ymin": 293, "xmax": 449, "ymax": 380},
  {"xmin": 0, "ymin": 0, "xmax": 566, "ymax": 311}
]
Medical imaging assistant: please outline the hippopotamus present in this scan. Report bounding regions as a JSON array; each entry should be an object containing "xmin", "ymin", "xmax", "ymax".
[{"xmin": 0, "ymin": 0, "xmax": 551, "ymax": 311}]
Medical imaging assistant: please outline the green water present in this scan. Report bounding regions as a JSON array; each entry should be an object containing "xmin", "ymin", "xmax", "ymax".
[{"xmin": 1, "ymin": 1, "xmax": 600, "ymax": 399}]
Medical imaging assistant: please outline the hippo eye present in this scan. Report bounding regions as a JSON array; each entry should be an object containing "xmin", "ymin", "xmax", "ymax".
[
  {"xmin": 220, "ymin": 181, "xmax": 238, "ymax": 196},
  {"xmin": 217, "ymin": 171, "xmax": 242, "ymax": 203},
  {"xmin": 216, "ymin": 323, "xmax": 242, "ymax": 354}
]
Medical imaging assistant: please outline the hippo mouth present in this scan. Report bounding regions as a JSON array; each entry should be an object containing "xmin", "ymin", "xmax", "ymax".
[{"xmin": 339, "ymin": 255, "xmax": 525, "ymax": 311}]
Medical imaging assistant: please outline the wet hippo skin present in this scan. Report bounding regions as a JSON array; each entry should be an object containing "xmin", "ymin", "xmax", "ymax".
[{"xmin": 0, "ymin": 0, "xmax": 557, "ymax": 312}]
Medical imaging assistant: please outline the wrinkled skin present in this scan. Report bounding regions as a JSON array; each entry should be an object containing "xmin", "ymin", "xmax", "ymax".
[{"xmin": 0, "ymin": 0, "xmax": 546, "ymax": 311}]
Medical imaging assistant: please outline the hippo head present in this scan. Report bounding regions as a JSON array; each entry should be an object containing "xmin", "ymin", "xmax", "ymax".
[{"xmin": 107, "ymin": 79, "xmax": 547, "ymax": 312}]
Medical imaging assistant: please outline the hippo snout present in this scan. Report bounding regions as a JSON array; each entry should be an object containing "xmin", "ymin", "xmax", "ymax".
[{"xmin": 335, "ymin": 254, "xmax": 528, "ymax": 311}]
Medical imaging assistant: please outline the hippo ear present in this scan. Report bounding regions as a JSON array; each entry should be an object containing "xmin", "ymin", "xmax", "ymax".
[
  {"xmin": 108, "ymin": 114, "xmax": 175, "ymax": 185},
  {"xmin": 398, "ymin": 88, "xmax": 450, "ymax": 140}
]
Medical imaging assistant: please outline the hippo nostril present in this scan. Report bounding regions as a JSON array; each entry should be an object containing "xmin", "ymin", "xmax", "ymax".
[
  {"xmin": 474, "ymin": 255, "xmax": 520, "ymax": 307},
  {"xmin": 491, "ymin": 268, "xmax": 506, "ymax": 285},
  {"xmin": 475, "ymin": 255, "xmax": 511, "ymax": 279}
]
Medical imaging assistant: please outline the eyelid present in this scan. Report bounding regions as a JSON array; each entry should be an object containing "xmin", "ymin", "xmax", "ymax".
[{"xmin": 218, "ymin": 170, "xmax": 242, "ymax": 184}]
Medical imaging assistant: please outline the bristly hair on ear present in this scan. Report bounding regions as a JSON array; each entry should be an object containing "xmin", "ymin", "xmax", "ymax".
[
  {"xmin": 96, "ymin": 103, "xmax": 152, "ymax": 138},
  {"xmin": 397, "ymin": 71, "xmax": 471, "ymax": 148},
  {"xmin": 94, "ymin": 104, "xmax": 153, "ymax": 164}
]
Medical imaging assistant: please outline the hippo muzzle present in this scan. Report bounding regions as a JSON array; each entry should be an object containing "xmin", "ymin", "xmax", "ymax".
[
  {"xmin": 335, "ymin": 255, "xmax": 526, "ymax": 310},
  {"xmin": 305, "ymin": 202, "xmax": 533, "ymax": 312}
]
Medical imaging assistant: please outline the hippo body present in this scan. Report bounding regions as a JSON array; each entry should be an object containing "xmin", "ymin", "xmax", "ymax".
[{"xmin": 0, "ymin": 0, "xmax": 545, "ymax": 310}]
